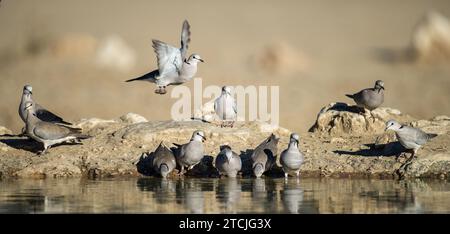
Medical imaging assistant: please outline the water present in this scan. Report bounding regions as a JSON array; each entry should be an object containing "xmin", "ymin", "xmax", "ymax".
[{"xmin": 0, "ymin": 178, "xmax": 449, "ymax": 214}]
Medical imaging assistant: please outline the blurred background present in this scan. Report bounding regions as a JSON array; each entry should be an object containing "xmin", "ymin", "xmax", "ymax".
[{"xmin": 1, "ymin": 0, "xmax": 450, "ymax": 133}]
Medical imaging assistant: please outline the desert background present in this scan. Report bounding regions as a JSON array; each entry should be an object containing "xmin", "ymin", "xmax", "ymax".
[{"xmin": 1, "ymin": 0, "xmax": 450, "ymax": 133}]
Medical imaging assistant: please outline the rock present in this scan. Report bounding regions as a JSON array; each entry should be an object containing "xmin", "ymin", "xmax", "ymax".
[
  {"xmin": 119, "ymin": 113, "xmax": 148, "ymax": 124},
  {"xmin": 0, "ymin": 113, "xmax": 449, "ymax": 179},
  {"xmin": 330, "ymin": 137, "xmax": 346, "ymax": 144},
  {"xmin": 432, "ymin": 115, "xmax": 450, "ymax": 121},
  {"xmin": 400, "ymin": 153, "xmax": 450, "ymax": 178},
  {"xmin": 0, "ymin": 126, "xmax": 12, "ymax": 135},
  {"xmin": 309, "ymin": 102, "xmax": 414, "ymax": 136},
  {"xmin": 250, "ymin": 42, "xmax": 309, "ymax": 75},
  {"xmin": 409, "ymin": 11, "xmax": 450, "ymax": 63},
  {"xmin": 75, "ymin": 118, "xmax": 118, "ymax": 131},
  {"xmin": 411, "ymin": 116, "xmax": 450, "ymax": 135},
  {"xmin": 95, "ymin": 35, "xmax": 136, "ymax": 72}
]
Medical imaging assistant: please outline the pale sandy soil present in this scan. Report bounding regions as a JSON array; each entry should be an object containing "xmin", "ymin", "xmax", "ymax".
[{"xmin": 0, "ymin": 0, "xmax": 450, "ymax": 133}]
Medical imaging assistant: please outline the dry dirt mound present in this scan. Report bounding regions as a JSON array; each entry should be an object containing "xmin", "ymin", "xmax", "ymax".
[{"xmin": 0, "ymin": 112, "xmax": 449, "ymax": 179}]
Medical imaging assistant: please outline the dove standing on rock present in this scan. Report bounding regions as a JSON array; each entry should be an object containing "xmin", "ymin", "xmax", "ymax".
[
  {"xmin": 215, "ymin": 145, "xmax": 242, "ymax": 177},
  {"xmin": 152, "ymin": 142, "xmax": 177, "ymax": 178},
  {"xmin": 251, "ymin": 134, "xmax": 279, "ymax": 178},
  {"xmin": 345, "ymin": 80, "xmax": 385, "ymax": 112},
  {"xmin": 19, "ymin": 85, "xmax": 72, "ymax": 125},
  {"xmin": 385, "ymin": 120, "xmax": 437, "ymax": 163},
  {"xmin": 24, "ymin": 103, "xmax": 90, "ymax": 155},
  {"xmin": 214, "ymin": 86, "xmax": 237, "ymax": 127},
  {"xmin": 280, "ymin": 133, "xmax": 304, "ymax": 179},
  {"xmin": 173, "ymin": 130, "xmax": 206, "ymax": 175},
  {"xmin": 126, "ymin": 20, "xmax": 204, "ymax": 94}
]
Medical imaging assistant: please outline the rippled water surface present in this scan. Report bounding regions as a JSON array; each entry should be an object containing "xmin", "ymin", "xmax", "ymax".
[{"xmin": 1, "ymin": 178, "xmax": 449, "ymax": 213}]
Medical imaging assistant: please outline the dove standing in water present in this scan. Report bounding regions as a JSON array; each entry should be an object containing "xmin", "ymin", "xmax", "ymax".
[
  {"xmin": 19, "ymin": 85, "xmax": 72, "ymax": 125},
  {"xmin": 173, "ymin": 130, "xmax": 206, "ymax": 175},
  {"xmin": 214, "ymin": 86, "xmax": 237, "ymax": 127},
  {"xmin": 251, "ymin": 134, "xmax": 279, "ymax": 178},
  {"xmin": 280, "ymin": 133, "xmax": 304, "ymax": 180},
  {"xmin": 345, "ymin": 80, "xmax": 385, "ymax": 112},
  {"xmin": 385, "ymin": 120, "xmax": 437, "ymax": 163},
  {"xmin": 152, "ymin": 142, "xmax": 177, "ymax": 178},
  {"xmin": 126, "ymin": 20, "xmax": 204, "ymax": 94},
  {"xmin": 23, "ymin": 103, "xmax": 90, "ymax": 155},
  {"xmin": 215, "ymin": 145, "xmax": 242, "ymax": 178}
]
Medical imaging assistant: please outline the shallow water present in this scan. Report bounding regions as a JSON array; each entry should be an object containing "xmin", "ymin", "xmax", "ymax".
[{"xmin": 0, "ymin": 178, "xmax": 449, "ymax": 214}]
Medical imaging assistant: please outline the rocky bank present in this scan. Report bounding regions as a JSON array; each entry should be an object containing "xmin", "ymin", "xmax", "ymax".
[{"xmin": 0, "ymin": 104, "xmax": 449, "ymax": 179}]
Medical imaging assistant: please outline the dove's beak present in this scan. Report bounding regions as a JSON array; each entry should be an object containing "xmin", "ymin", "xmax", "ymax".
[
  {"xmin": 201, "ymin": 136, "xmax": 206, "ymax": 142},
  {"xmin": 199, "ymin": 59, "xmax": 204, "ymax": 63}
]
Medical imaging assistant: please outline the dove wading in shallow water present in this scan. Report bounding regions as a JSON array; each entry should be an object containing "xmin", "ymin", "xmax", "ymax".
[
  {"xmin": 385, "ymin": 120, "xmax": 437, "ymax": 163},
  {"xmin": 24, "ymin": 103, "xmax": 90, "ymax": 155},
  {"xmin": 345, "ymin": 80, "xmax": 385, "ymax": 113},
  {"xmin": 280, "ymin": 133, "xmax": 304, "ymax": 180},
  {"xmin": 214, "ymin": 86, "xmax": 237, "ymax": 128},
  {"xmin": 125, "ymin": 20, "xmax": 204, "ymax": 95},
  {"xmin": 215, "ymin": 145, "xmax": 242, "ymax": 178},
  {"xmin": 173, "ymin": 130, "xmax": 206, "ymax": 175},
  {"xmin": 19, "ymin": 85, "xmax": 72, "ymax": 126},
  {"xmin": 251, "ymin": 134, "xmax": 279, "ymax": 178},
  {"xmin": 152, "ymin": 142, "xmax": 177, "ymax": 178}
]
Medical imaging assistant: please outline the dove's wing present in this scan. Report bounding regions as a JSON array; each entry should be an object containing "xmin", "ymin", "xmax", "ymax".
[
  {"xmin": 34, "ymin": 122, "xmax": 79, "ymax": 140},
  {"xmin": 35, "ymin": 103, "xmax": 72, "ymax": 125},
  {"xmin": 180, "ymin": 20, "xmax": 191, "ymax": 59},
  {"xmin": 152, "ymin": 39, "xmax": 183, "ymax": 77}
]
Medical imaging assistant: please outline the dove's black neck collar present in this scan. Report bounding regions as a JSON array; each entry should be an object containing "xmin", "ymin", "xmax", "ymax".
[{"xmin": 184, "ymin": 58, "xmax": 191, "ymax": 65}]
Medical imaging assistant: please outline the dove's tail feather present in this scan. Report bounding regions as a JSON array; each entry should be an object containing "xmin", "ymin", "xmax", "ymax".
[
  {"xmin": 74, "ymin": 134, "xmax": 91, "ymax": 140},
  {"xmin": 345, "ymin": 94, "xmax": 354, "ymax": 99},
  {"xmin": 427, "ymin": 133, "xmax": 438, "ymax": 139},
  {"xmin": 58, "ymin": 120, "xmax": 73, "ymax": 125},
  {"xmin": 126, "ymin": 70, "xmax": 159, "ymax": 83}
]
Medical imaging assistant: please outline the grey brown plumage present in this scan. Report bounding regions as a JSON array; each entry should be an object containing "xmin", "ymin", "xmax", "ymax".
[
  {"xmin": 125, "ymin": 70, "xmax": 160, "ymax": 83},
  {"xmin": 345, "ymin": 80, "xmax": 385, "ymax": 111},
  {"xmin": 251, "ymin": 134, "xmax": 279, "ymax": 178},
  {"xmin": 173, "ymin": 130, "xmax": 206, "ymax": 175},
  {"xmin": 152, "ymin": 142, "xmax": 177, "ymax": 178},
  {"xmin": 19, "ymin": 85, "xmax": 72, "ymax": 125},
  {"xmin": 126, "ymin": 20, "xmax": 203, "ymax": 95},
  {"xmin": 24, "ymin": 102, "xmax": 89, "ymax": 154},
  {"xmin": 215, "ymin": 145, "xmax": 242, "ymax": 177},
  {"xmin": 280, "ymin": 133, "xmax": 304, "ymax": 178},
  {"xmin": 385, "ymin": 120, "xmax": 437, "ymax": 166}
]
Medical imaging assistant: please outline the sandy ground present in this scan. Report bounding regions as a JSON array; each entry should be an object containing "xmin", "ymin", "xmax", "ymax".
[{"xmin": 1, "ymin": 0, "xmax": 450, "ymax": 133}]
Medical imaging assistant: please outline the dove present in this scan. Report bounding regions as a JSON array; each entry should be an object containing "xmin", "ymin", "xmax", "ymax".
[
  {"xmin": 345, "ymin": 80, "xmax": 385, "ymax": 112},
  {"xmin": 214, "ymin": 86, "xmax": 237, "ymax": 127},
  {"xmin": 251, "ymin": 134, "xmax": 279, "ymax": 178},
  {"xmin": 173, "ymin": 130, "xmax": 206, "ymax": 175},
  {"xmin": 215, "ymin": 145, "xmax": 242, "ymax": 178},
  {"xmin": 19, "ymin": 85, "xmax": 72, "ymax": 125},
  {"xmin": 23, "ymin": 102, "xmax": 89, "ymax": 154},
  {"xmin": 385, "ymin": 120, "xmax": 437, "ymax": 161},
  {"xmin": 126, "ymin": 20, "xmax": 204, "ymax": 94},
  {"xmin": 280, "ymin": 133, "xmax": 304, "ymax": 179},
  {"xmin": 152, "ymin": 142, "xmax": 177, "ymax": 178}
]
